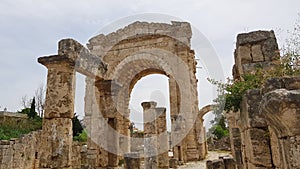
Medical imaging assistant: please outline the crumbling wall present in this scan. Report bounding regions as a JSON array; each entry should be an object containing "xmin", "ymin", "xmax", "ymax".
[
  {"xmin": 260, "ymin": 77, "xmax": 300, "ymax": 169},
  {"xmin": 229, "ymin": 30, "xmax": 300, "ymax": 169},
  {"xmin": 233, "ymin": 30, "xmax": 280, "ymax": 80},
  {"xmin": 230, "ymin": 30, "xmax": 280, "ymax": 169},
  {"xmin": 0, "ymin": 130, "xmax": 94, "ymax": 169},
  {"xmin": 0, "ymin": 131, "xmax": 41, "ymax": 169},
  {"xmin": 239, "ymin": 89, "xmax": 273, "ymax": 169}
]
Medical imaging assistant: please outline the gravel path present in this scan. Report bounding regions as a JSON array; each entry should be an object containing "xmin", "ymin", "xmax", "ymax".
[{"xmin": 178, "ymin": 151, "xmax": 232, "ymax": 169}]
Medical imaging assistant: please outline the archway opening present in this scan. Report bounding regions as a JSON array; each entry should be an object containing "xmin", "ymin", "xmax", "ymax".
[
  {"xmin": 129, "ymin": 74, "xmax": 171, "ymax": 132},
  {"xmin": 74, "ymin": 73, "xmax": 86, "ymax": 121}
]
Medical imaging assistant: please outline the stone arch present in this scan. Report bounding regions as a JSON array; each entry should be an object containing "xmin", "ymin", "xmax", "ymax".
[
  {"xmin": 38, "ymin": 21, "xmax": 205, "ymax": 168},
  {"xmin": 87, "ymin": 22, "xmax": 202, "ymax": 163},
  {"xmin": 199, "ymin": 104, "xmax": 215, "ymax": 119}
]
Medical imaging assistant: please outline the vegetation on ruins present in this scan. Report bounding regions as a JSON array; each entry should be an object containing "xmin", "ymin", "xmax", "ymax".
[
  {"xmin": 210, "ymin": 15, "xmax": 300, "ymax": 114},
  {"xmin": 208, "ymin": 15, "xmax": 300, "ymax": 140},
  {"xmin": 72, "ymin": 113, "xmax": 87, "ymax": 142},
  {"xmin": 73, "ymin": 129, "xmax": 87, "ymax": 142}
]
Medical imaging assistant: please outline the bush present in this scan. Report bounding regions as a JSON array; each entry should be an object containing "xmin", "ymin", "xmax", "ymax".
[
  {"xmin": 72, "ymin": 113, "xmax": 83, "ymax": 137},
  {"xmin": 0, "ymin": 118, "xmax": 42, "ymax": 140},
  {"xmin": 73, "ymin": 129, "xmax": 87, "ymax": 142},
  {"xmin": 212, "ymin": 125, "xmax": 229, "ymax": 140}
]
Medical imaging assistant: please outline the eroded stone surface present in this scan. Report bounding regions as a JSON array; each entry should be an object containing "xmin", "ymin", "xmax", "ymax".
[{"xmin": 39, "ymin": 118, "xmax": 73, "ymax": 168}]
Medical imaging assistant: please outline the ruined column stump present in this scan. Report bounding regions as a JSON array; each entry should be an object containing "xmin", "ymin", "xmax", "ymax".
[{"xmin": 142, "ymin": 101, "xmax": 158, "ymax": 169}]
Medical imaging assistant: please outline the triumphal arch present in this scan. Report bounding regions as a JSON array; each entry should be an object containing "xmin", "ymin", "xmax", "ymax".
[{"xmin": 38, "ymin": 21, "xmax": 207, "ymax": 168}]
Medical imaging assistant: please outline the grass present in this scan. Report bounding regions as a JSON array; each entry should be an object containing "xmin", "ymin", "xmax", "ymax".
[{"xmin": 0, "ymin": 117, "xmax": 42, "ymax": 140}]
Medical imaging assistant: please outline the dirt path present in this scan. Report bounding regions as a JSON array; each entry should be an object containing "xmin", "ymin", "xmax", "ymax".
[{"xmin": 178, "ymin": 151, "xmax": 232, "ymax": 169}]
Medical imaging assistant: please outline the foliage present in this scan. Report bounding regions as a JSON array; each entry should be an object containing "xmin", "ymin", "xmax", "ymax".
[
  {"xmin": 208, "ymin": 116, "xmax": 229, "ymax": 140},
  {"xmin": 0, "ymin": 118, "xmax": 42, "ymax": 140},
  {"xmin": 118, "ymin": 159, "xmax": 125, "ymax": 166},
  {"xmin": 72, "ymin": 113, "xmax": 84, "ymax": 137},
  {"xmin": 209, "ymin": 18, "xmax": 300, "ymax": 113},
  {"xmin": 212, "ymin": 125, "xmax": 229, "ymax": 140},
  {"xmin": 73, "ymin": 129, "xmax": 87, "ymax": 142},
  {"xmin": 207, "ymin": 15, "xmax": 300, "ymax": 140},
  {"xmin": 20, "ymin": 83, "xmax": 45, "ymax": 117},
  {"xmin": 18, "ymin": 98, "xmax": 38, "ymax": 119},
  {"xmin": 281, "ymin": 14, "xmax": 300, "ymax": 75},
  {"xmin": 28, "ymin": 97, "xmax": 37, "ymax": 119},
  {"xmin": 18, "ymin": 108, "xmax": 31, "ymax": 115}
]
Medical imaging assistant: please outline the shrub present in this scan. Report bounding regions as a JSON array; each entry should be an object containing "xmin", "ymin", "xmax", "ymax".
[
  {"xmin": 73, "ymin": 129, "xmax": 87, "ymax": 142},
  {"xmin": 0, "ymin": 118, "xmax": 42, "ymax": 140}
]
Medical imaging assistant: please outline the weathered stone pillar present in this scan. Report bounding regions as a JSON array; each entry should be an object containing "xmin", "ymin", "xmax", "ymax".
[
  {"xmin": 142, "ymin": 101, "xmax": 158, "ymax": 169},
  {"xmin": 95, "ymin": 80, "xmax": 121, "ymax": 168},
  {"xmin": 168, "ymin": 78, "xmax": 182, "ymax": 161},
  {"xmin": 124, "ymin": 152, "xmax": 140, "ymax": 169},
  {"xmin": 38, "ymin": 55, "xmax": 76, "ymax": 169},
  {"xmin": 155, "ymin": 107, "xmax": 169, "ymax": 169}
]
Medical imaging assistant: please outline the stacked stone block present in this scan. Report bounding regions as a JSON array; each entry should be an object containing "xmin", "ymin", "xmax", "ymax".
[{"xmin": 230, "ymin": 30, "xmax": 300, "ymax": 169}]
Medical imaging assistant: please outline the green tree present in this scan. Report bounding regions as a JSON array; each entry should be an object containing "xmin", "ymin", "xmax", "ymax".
[
  {"xmin": 72, "ymin": 113, "xmax": 83, "ymax": 137},
  {"xmin": 18, "ymin": 107, "xmax": 31, "ymax": 115},
  {"xmin": 28, "ymin": 97, "xmax": 37, "ymax": 119}
]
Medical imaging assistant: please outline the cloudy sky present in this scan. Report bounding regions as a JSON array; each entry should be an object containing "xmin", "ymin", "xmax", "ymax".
[{"xmin": 0, "ymin": 0, "xmax": 299, "ymax": 129}]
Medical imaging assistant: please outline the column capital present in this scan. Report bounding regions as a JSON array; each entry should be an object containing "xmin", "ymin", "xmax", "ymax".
[
  {"xmin": 141, "ymin": 101, "xmax": 157, "ymax": 110},
  {"xmin": 38, "ymin": 55, "xmax": 75, "ymax": 70}
]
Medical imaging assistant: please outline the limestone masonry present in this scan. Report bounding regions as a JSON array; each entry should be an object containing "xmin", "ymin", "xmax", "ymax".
[{"xmin": 0, "ymin": 21, "xmax": 299, "ymax": 169}]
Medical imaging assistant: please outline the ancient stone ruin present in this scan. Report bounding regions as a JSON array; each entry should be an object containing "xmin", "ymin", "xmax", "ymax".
[
  {"xmin": 0, "ymin": 21, "xmax": 299, "ymax": 169},
  {"xmin": 37, "ymin": 21, "xmax": 206, "ymax": 169},
  {"xmin": 227, "ymin": 30, "xmax": 300, "ymax": 169}
]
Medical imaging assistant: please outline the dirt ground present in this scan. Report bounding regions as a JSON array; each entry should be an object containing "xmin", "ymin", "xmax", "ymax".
[{"xmin": 178, "ymin": 151, "xmax": 232, "ymax": 169}]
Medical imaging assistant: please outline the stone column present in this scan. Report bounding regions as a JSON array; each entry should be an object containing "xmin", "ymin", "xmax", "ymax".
[
  {"xmin": 142, "ymin": 101, "xmax": 158, "ymax": 169},
  {"xmin": 95, "ymin": 80, "xmax": 121, "ymax": 168},
  {"xmin": 169, "ymin": 77, "xmax": 183, "ymax": 162},
  {"xmin": 155, "ymin": 107, "xmax": 169, "ymax": 169},
  {"xmin": 38, "ymin": 55, "xmax": 76, "ymax": 169}
]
